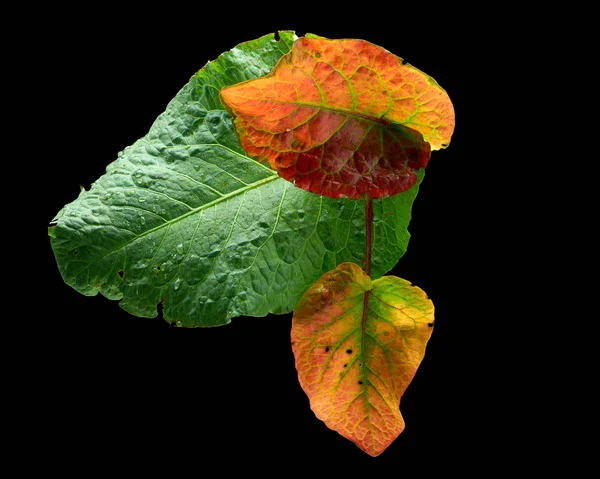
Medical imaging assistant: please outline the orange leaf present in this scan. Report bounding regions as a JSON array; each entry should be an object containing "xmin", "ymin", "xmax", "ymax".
[
  {"xmin": 291, "ymin": 262, "xmax": 434, "ymax": 456},
  {"xmin": 220, "ymin": 36, "xmax": 454, "ymax": 199}
]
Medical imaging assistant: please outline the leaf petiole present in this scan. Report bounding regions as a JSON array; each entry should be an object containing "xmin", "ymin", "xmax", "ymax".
[{"xmin": 365, "ymin": 196, "xmax": 373, "ymax": 277}]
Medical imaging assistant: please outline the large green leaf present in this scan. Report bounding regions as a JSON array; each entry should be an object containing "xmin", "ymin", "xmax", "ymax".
[{"xmin": 48, "ymin": 31, "xmax": 423, "ymax": 327}]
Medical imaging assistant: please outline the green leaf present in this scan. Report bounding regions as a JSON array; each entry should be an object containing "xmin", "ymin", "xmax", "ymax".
[{"xmin": 49, "ymin": 32, "xmax": 423, "ymax": 327}]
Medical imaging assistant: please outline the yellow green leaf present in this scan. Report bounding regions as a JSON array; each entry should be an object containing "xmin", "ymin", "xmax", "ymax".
[{"xmin": 291, "ymin": 262, "xmax": 434, "ymax": 456}]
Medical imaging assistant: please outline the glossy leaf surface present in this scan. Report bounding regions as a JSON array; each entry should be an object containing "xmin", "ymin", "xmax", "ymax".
[
  {"xmin": 291, "ymin": 262, "xmax": 434, "ymax": 455},
  {"xmin": 220, "ymin": 36, "xmax": 453, "ymax": 199},
  {"xmin": 49, "ymin": 32, "xmax": 424, "ymax": 327}
]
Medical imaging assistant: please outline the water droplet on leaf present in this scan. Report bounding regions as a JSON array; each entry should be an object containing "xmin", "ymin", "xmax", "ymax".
[{"xmin": 176, "ymin": 243, "xmax": 184, "ymax": 254}]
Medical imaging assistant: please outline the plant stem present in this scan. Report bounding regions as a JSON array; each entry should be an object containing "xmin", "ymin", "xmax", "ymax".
[
  {"xmin": 365, "ymin": 196, "xmax": 373, "ymax": 276},
  {"xmin": 360, "ymin": 196, "xmax": 374, "ymax": 383}
]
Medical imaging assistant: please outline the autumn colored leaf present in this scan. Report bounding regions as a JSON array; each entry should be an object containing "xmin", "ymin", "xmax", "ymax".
[
  {"xmin": 291, "ymin": 262, "xmax": 434, "ymax": 456},
  {"xmin": 220, "ymin": 36, "xmax": 454, "ymax": 199}
]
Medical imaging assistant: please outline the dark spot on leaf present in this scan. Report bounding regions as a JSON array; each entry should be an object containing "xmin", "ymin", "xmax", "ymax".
[
  {"xmin": 428, "ymin": 321, "xmax": 434, "ymax": 327},
  {"xmin": 73, "ymin": 250, "xmax": 78, "ymax": 256},
  {"xmin": 223, "ymin": 181, "xmax": 229, "ymax": 186},
  {"xmin": 117, "ymin": 270, "xmax": 124, "ymax": 279},
  {"xmin": 325, "ymin": 346, "xmax": 330, "ymax": 352},
  {"xmin": 358, "ymin": 380, "xmax": 363, "ymax": 385},
  {"xmin": 274, "ymin": 31, "xmax": 280, "ymax": 41},
  {"xmin": 343, "ymin": 364, "xmax": 347, "ymax": 368},
  {"xmin": 315, "ymin": 52, "xmax": 321, "ymax": 58},
  {"xmin": 346, "ymin": 349, "xmax": 353, "ymax": 354},
  {"xmin": 441, "ymin": 143, "xmax": 448, "ymax": 147},
  {"xmin": 156, "ymin": 265, "xmax": 161, "ymax": 271},
  {"xmin": 359, "ymin": 363, "xmax": 362, "ymax": 367}
]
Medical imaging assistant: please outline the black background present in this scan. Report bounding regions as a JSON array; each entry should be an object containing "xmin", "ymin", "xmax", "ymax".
[{"xmin": 35, "ymin": 12, "xmax": 468, "ymax": 472}]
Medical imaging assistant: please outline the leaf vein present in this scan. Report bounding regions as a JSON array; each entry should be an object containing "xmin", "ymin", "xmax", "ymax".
[{"xmin": 71, "ymin": 175, "xmax": 279, "ymax": 277}]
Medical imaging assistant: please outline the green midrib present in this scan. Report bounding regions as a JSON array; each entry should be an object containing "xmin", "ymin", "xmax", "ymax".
[
  {"xmin": 70, "ymin": 173, "xmax": 279, "ymax": 278},
  {"xmin": 231, "ymin": 98, "xmax": 396, "ymax": 126},
  {"xmin": 336, "ymin": 294, "xmax": 397, "ymax": 430}
]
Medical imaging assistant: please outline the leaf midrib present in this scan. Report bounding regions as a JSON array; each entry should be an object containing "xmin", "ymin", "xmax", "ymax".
[
  {"xmin": 71, "ymin": 173, "xmax": 280, "ymax": 277},
  {"xmin": 237, "ymin": 97, "xmax": 392, "ymax": 126}
]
